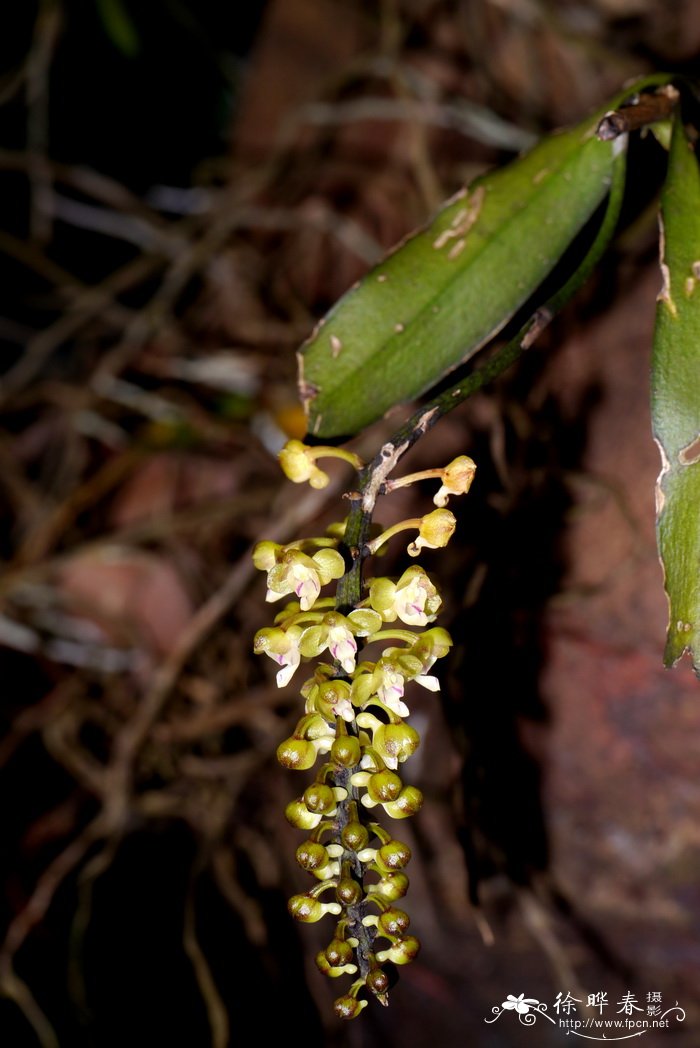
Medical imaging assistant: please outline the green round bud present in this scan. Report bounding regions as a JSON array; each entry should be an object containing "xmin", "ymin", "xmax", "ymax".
[
  {"xmin": 277, "ymin": 737, "xmax": 318, "ymax": 771},
  {"xmin": 336, "ymin": 877, "xmax": 363, "ymax": 906},
  {"xmin": 295, "ymin": 841, "xmax": 329, "ymax": 870},
  {"xmin": 378, "ymin": 907, "xmax": 410, "ymax": 936},
  {"xmin": 376, "ymin": 839, "xmax": 412, "ymax": 872},
  {"xmin": 366, "ymin": 967, "xmax": 390, "ymax": 996},
  {"xmin": 341, "ymin": 821, "xmax": 369, "ymax": 851},
  {"xmin": 284, "ymin": 799, "xmax": 321, "ymax": 830},
  {"xmin": 334, "ymin": 995, "xmax": 367, "ymax": 1020},
  {"xmin": 288, "ymin": 894, "xmax": 324, "ymax": 922},
  {"xmin": 367, "ymin": 770, "xmax": 403, "ymax": 803},
  {"xmin": 303, "ymin": 782, "xmax": 336, "ymax": 814},
  {"xmin": 331, "ymin": 734, "xmax": 361, "ymax": 768},
  {"xmin": 371, "ymin": 871, "xmax": 409, "ymax": 901}
]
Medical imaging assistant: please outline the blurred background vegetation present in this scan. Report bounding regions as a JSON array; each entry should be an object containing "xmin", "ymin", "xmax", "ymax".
[{"xmin": 1, "ymin": 2, "xmax": 700, "ymax": 1046}]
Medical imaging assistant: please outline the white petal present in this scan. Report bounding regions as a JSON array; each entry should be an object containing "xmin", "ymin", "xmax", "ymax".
[{"xmin": 416, "ymin": 674, "xmax": 440, "ymax": 692}]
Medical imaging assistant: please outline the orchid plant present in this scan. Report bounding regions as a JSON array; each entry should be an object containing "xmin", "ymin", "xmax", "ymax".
[{"xmin": 253, "ymin": 74, "xmax": 700, "ymax": 1021}]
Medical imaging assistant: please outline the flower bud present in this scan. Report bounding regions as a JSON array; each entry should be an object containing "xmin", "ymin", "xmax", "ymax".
[
  {"xmin": 315, "ymin": 952, "xmax": 357, "ymax": 977},
  {"xmin": 376, "ymin": 840, "xmax": 411, "ymax": 872},
  {"xmin": 325, "ymin": 939, "xmax": 355, "ymax": 967},
  {"xmin": 434, "ymin": 455, "xmax": 476, "ymax": 506},
  {"xmin": 331, "ymin": 734, "xmax": 361, "ymax": 768},
  {"xmin": 303, "ymin": 783, "xmax": 337, "ymax": 814},
  {"xmin": 277, "ymin": 737, "xmax": 318, "ymax": 771},
  {"xmin": 383, "ymin": 785, "xmax": 423, "ymax": 819},
  {"xmin": 378, "ymin": 908, "xmax": 411, "ymax": 936},
  {"xmin": 295, "ymin": 840, "xmax": 331, "ymax": 871},
  {"xmin": 285, "ymin": 799, "xmax": 322, "ymax": 830},
  {"xmin": 366, "ymin": 770, "xmax": 403, "ymax": 804},
  {"xmin": 376, "ymin": 935, "xmax": 420, "ymax": 965},
  {"xmin": 336, "ymin": 877, "xmax": 363, "ymax": 906},
  {"xmin": 369, "ymin": 871, "xmax": 409, "ymax": 901},
  {"xmin": 341, "ymin": 821, "xmax": 369, "ymax": 851},
  {"xmin": 366, "ymin": 967, "xmax": 390, "ymax": 997},
  {"xmin": 408, "ymin": 508, "xmax": 456, "ymax": 556},
  {"xmin": 279, "ymin": 440, "xmax": 329, "ymax": 488},
  {"xmin": 334, "ymin": 995, "xmax": 368, "ymax": 1020},
  {"xmin": 288, "ymin": 894, "xmax": 342, "ymax": 922}
]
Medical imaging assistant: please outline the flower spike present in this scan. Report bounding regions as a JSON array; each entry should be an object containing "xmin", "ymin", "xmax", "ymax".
[{"xmin": 253, "ymin": 445, "xmax": 472, "ymax": 1019}]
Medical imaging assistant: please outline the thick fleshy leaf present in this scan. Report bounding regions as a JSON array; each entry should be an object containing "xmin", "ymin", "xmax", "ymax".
[
  {"xmin": 299, "ymin": 104, "xmax": 626, "ymax": 438},
  {"xmin": 652, "ymin": 115, "xmax": 700, "ymax": 673}
]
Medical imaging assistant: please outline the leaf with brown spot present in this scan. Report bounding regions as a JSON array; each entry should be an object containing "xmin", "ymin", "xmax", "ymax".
[
  {"xmin": 299, "ymin": 95, "xmax": 635, "ymax": 439},
  {"xmin": 652, "ymin": 113, "xmax": 700, "ymax": 673}
]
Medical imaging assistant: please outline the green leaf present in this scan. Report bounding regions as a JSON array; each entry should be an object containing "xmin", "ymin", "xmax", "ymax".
[
  {"xmin": 299, "ymin": 104, "xmax": 626, "ymax": 439},
  {"xmin": 652, "ymin": 114, "xmax": 700, "ymax": 673}
]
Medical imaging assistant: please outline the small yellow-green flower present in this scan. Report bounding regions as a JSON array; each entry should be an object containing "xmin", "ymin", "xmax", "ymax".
[
  {"xmin": 279, "ymin": 440, "xmax": 330, "ymax": 488},
  {"xmin": 278, "ymin": 439, "xmax": 363, "ymax": 489},
  {"xmin": 433, "ymin": 455, "xmax": 476, "ymax": 507},
  {"xmin": 264, "ymin": 547, "xmax": 345, "ymax": 610},
  {"xmin": 351, "ymin": 660, "xmax": 409, "ymax": 718},
  {"xmin": 408, "ymin": 508, "xmax": 456, "ymax": 556},
  {"xmin": 368, "ymin": 566, "xmax": 441, "ymax": 626},
  {"xmin": 254, "ymin": 624, "xmax": 303, "ymax": 687}
]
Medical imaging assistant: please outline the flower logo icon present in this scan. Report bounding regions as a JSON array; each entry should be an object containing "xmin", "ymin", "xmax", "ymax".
[{"xmin": 502, "ymin": 994, "xmax": 540, "ymax": 1015}]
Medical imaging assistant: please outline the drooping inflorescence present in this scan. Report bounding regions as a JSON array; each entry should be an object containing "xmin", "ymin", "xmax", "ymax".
[{"xmin": 253, "ymin": 441, "xmax": 475, "ymax": 1019}]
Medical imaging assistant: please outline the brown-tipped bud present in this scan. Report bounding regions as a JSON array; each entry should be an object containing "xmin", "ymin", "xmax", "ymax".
[
  {"xmin": 384, "ymin": 785, "xmax": 423, "ymax": 819},
  {"xmin": 288, "ymin": 894, "xmax": 341, "ymax": 923},
  {"xmin": 378, "ymin": 907, "xmax": 411, "ymax": 936},
  {"xmin": 341, "ymin": 821, "xmax": 370, "ymax": 851},
  {"xmin": 325, "ymin": 939, "xmax": 355, "ymax": 967},
  {"xmin": 331, "ymin": 734, "xmax": 361, "ymax": 768},
  {"xmin": 336, "ymin": 877, "xmax": 363, "ymax": 906},
  {"xmin": 295, "ymin": 840, "xmax": 330, "ymax": 871},
  {"xmin": 370, "ymin": 871, "xmax": 409, "ymax": 901},
  {"xmin": 366, "ymin": 967, "xmax": 390, "ymax": 997},
  {"xmin": 376, "ymin": 935, "xmax": 420, "ymax": 965},
  {"xmin": 303, "ymin": 782, "xmax": 337, "ymax": 814},
  {"xmin": 334, "ymin": 995, "xmax": 368, "ymax": 1020},
  {"xmin": 376, "ymin": 840, "xmax": 412, "ymax": 872},
  {"xmin": 367, "ymin": 770, "xmax": 403, "ymax": 804},
  {"xmin": 277, "ymin": 737, "xmax": 318, "ymax": 771}
]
